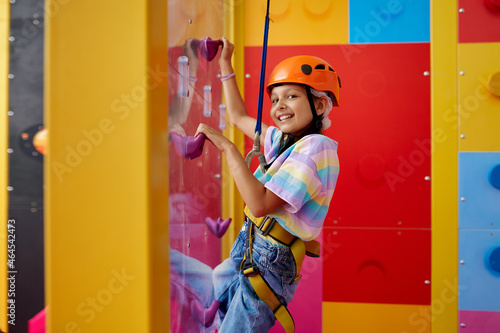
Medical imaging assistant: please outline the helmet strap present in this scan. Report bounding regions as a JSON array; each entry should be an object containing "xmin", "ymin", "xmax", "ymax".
[
  {"xmin": 305, "ymin": 86, "xmax": 323, "ymax": 132},
  {"xmin": 305, "ymin": 85, "xmax": 318, "ymax": 117}
]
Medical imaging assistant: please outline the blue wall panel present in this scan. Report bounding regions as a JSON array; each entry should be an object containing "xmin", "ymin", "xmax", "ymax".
[
  {"xmin": 459, "ymin": 152, "xmax": 500, "ymax": 229},
  {"xmin": 349, "ymin": 0, "xmax": 430, "ymax": 43},
  {"xmin": 458, "ymin": 229, "xmax": 500, "ymax": 311}
]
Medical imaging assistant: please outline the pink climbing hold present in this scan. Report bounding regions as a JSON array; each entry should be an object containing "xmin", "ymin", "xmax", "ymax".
[
  {"xmin": 197, "ymin": 37, "xmax": 223, "ymax": 62},
  {"xmin": 171, "ymin": 132, "xmax": 206, "ymax": 160},
  {"xmin": 204, "ymin": 217, "xmax": 232, "ymax": 238}
]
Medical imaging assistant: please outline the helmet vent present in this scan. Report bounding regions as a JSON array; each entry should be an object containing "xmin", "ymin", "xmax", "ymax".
[
  {"xmin": 329, "ymin": 66, "xmax": 335, "ymax": 72},
  {"xmin": 315, "ymin": 64, "xmax": 326, "ymax": 70},
  {"xmin": 301, "ymin": 64, "xmax": 313, "ymax": 75}
]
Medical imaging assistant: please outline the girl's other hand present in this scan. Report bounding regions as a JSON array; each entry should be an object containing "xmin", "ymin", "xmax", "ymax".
[
  {"xmin": 218, "ymin": 37, "xmax": 234, "ymax": 69},
  {"xmin": 183, "ymin": 37, "xmax": 199, "ymax": 68},
  {"xmin": 169, "ymin": 123, "xmax": 186, "ymax": 136}
]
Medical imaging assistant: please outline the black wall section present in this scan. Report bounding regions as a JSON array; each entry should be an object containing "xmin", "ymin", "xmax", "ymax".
[{"xmin": 8, "ymin": 0, "xmax": 45, "ymax": 331}]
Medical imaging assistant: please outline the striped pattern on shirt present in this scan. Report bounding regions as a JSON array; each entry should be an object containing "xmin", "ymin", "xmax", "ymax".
[{"xmin": 253, "ymin": 127, "xmax": 339, "ymax": 241}]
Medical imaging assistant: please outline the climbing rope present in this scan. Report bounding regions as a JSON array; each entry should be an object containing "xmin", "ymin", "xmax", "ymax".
[{"xmin": 244, "ymin": 0, "xmax": 271, "ymax": 174}]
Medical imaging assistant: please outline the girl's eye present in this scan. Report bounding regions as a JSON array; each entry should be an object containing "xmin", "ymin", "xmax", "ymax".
[
  {"xmin": 287, "ymin": 94, "xmax": 296, "ymax": 99},
  {"xmin": 271, "ymin": 98, "xmax": 279, "ymax": 104}
]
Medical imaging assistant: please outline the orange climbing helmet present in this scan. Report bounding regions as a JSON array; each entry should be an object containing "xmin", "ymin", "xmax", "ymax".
[{"xmin": 267, "ymin": 55, "xmax": 341, "ymax": 106}]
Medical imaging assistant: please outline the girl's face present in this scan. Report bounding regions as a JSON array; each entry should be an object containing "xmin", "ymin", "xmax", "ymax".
[{"xmin": 269, "ymin": 84, "xmax": 315, "ymax": 137}]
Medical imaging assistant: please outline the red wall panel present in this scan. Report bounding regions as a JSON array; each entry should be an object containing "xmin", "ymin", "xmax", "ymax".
[
  {"xmin": 244, "ymin": 43, "xmax": 431, "ymax": 229},
  {"xmin": 459, "ymin": 0, "xmax": 500, "ymax": 43},
  {"xmin": 322, "ymin": 227, "xmax": 431, "ymax": 305}
]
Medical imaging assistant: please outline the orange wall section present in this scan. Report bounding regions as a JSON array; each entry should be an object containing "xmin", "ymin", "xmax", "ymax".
[
  {"xmin": 323, "ymin": 302, "xmax": 431, "ymax": 333},
  {"xmin": 244, "ymin": 0, "xmax": 349, "ymax": 46}
]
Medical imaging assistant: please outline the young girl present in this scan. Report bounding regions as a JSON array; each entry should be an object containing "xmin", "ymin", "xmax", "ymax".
[{"xmin": 194, "ymin": 37, "xmax": 340, "ymax": 332}]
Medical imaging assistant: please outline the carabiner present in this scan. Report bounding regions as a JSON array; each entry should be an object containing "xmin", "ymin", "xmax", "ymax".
[{"xmin": 245, "ymin": 132, "xmax": 267, "ymax": 174}]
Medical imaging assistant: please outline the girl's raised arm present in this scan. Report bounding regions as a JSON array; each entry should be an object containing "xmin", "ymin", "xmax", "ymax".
[{"xmin": 219, "ymin": 37, "xmax": 269, "ymax": 142}]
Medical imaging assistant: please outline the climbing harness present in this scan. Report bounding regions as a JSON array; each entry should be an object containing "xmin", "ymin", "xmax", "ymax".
[
  {"xmin": 240, "ymin": 206, "xmax": 320, "ymax": 333},
  {"xmin": 244, "ymin": 0, "xmax": 271, "ymax": 174}
]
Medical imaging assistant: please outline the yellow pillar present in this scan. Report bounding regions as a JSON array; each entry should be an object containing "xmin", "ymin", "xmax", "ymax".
[
  {"xmin": 221, "ymin": 0, "xmax": 245, "ymax": 259},
  {"xmin": 430, "ymin": 0, "xmax": 459, "ymax": 332},
  {"xmin": 45, "ymin": 1, "xmax": 169, "ymax": 332},
  {"xmin": 0, "ymin": 1, "xmax": 9, "ymax": 331}
]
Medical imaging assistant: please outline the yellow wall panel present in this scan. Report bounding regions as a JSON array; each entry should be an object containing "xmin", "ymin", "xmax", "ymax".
[
  {"xmin": 45, "ymin": 0, "xmax": 168, "ymax": 332},
  {"xmin": 245, "ymin": 0, "xmax": 349, "ymax": 46},
  {"xmin": 0, "ymin": 0, "xmax": 8, "ymax": 20},
  {"xmin": 323, "ymin": 302, "xmax": 431, "ymax": 333},
  {"xmin": 430, "ymin": 1, "xmax": 459, "ymax": 332},
  {"xmin": 0, "ymin": 2, "xmax": 9, "ymax": 331},
  {"xmin": 458, "ymin": 42, "xmax": 500, "ymax": 152}
]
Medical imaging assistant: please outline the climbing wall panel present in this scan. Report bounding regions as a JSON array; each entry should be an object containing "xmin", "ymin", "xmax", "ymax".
[
  {"xmin": 459, "ymin": 152, "xmax": 500, "ymax": 229},
  {"xmin": 457, "ymin": 2, "xmax": 500, "ymax": 331},
  {"xmin": 458, "ymin": 0, "xmax": 500, "ymax": 43},
  {"xmin": 323, "ymin": 302, "xmax": 431, "ymax": 333},
  {"xmin": 458, "ymin": 229, "xmax": 500, "ymax": 311},
  {"xmin": 322, "ymin": 227, "xmax": 431, "ymax": 305},
  {"xmin": 245, "ymin": 43, "xmax": 431, "ymax": 230},
  {"xmin": 244, "ymin": 0, "xmax": 349, "ymax": 46},
  {"xmin": 244, "ymin": 41, "xmax": 430, "ymax": 331},
  {"xmin": 349, "ymin": 0, "xmax": 430, "ymax": 43},
  {"xmin": 45, "ymin": 1, "xmax": 170, "ymax": 331},
  {"xmin": 167, "ymin": 1, "xmax": 226, "ymax": 331},
  {"xmin": 459, "ymin": 310, "xmax": 500, "ymax": 333},
  {"xmin": 457, "ymin": 42, "xmax": 500, "ymax": 152}
]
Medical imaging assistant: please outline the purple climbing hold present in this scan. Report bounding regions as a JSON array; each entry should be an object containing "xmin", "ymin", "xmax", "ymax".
[
  {"xmin": 171, "ymin": 132, "xmax": 206, "ymax": 160},
  {"xmin": 204, "ymin": 217, "xmax": 232, "ymax": 238},
  {"xmin": 190, "ymin": 299, "xmax": 221, "ymax": 328},
  {"xmin": 197, "ymin": 37, "xmax": 223, "ymax": 62}
]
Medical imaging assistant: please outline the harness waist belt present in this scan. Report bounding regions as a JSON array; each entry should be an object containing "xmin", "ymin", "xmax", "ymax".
[{"xmin": 243, "ymin": 206, "xmax": 320, "ymax": 257}]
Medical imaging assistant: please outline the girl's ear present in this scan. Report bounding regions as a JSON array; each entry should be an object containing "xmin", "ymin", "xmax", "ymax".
[{"xmin": 315, "ymin": 96, "xmax": 328, "ymax": 116}]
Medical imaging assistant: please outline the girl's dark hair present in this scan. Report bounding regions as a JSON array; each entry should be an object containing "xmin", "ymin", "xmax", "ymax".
[{"xmin": 264, "ymin": 84, "xmax": 324, "ymax": 171}]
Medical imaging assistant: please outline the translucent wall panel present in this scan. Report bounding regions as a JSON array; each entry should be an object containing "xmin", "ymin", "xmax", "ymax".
[{"xmin": 168, "ymin": 1, "xmax": 225, "ymax": 331}]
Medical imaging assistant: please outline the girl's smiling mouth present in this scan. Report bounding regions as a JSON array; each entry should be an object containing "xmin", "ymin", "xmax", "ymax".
[{"xmin": 278, "ymin": 114, "xmax": 294, "ymax": 121}]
